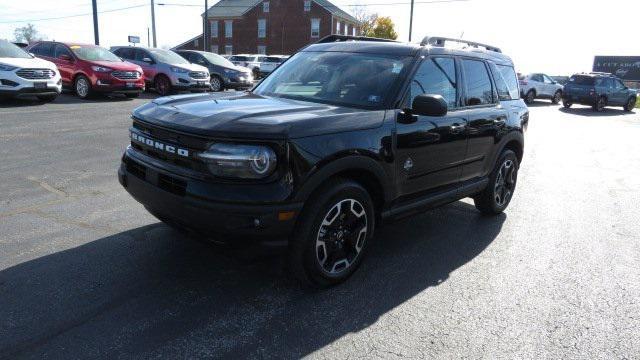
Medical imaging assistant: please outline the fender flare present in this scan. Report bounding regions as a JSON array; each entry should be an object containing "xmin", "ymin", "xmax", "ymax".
[
  {"xmin": 490, "ymin": 130, "xmax": 525, "ymax": 167},
  {"xmin": 292, "ymin": 155, "xmax": 392, "ymax": 203}
]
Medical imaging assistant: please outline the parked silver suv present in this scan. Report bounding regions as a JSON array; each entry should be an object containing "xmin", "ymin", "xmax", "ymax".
[
  {"xmin": 518, "ymin": 73, "xmax": 564, "ymax": 104},
  {"xmin": 111, "ymin": 46, "xmax": 210, "ymax": 96}
]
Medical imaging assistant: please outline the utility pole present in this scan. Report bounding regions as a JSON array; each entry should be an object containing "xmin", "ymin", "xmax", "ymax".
[
  {"xmin": 408, "ymin": 0, "xmax": 414, "ymax": 42},
  {"xmin": 203, "ymin": 0, "xmax": 208, "ymax": 51},
  {"xmin": 151, "ymin": 0, "xmax": 157, "ymax": 47},
  {"xmin": 91, "ymin": 0, "xmax": 99, "ymax": 45},
  {"xmin": 147, "ymin": 27, "xmax": 151, "ymax": 47}
]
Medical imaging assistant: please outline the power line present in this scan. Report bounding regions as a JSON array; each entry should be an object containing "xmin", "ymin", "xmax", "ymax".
[{"xmin": 0, "ymin": 3, "xmax": 149, "ymax": 24}]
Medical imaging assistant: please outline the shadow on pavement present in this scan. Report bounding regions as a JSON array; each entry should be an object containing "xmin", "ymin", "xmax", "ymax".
[
  {"xmin": 0, "ymin": 201, "xmax": 505, "ymax": 358},
  {"xmin": 559, "ymin": 106, "xmax": 635, "ymax": 117}
]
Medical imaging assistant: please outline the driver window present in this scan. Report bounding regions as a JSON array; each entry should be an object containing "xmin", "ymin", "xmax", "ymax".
[
  {"xmin": 543, "ymin": 75, "xmax": 554, "ymax": 84},
  {"xmin": 54, "ymin": 44, "xmax": 72, "ymax": 59},
  {"xmin": 409, "ymin": 57, "xmax": 457, "ymax": 109}
]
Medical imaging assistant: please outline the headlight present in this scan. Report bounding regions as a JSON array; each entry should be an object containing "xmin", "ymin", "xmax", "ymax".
[
  {"xmin": 171, "ymin": 66, "xmax": 189, "ymax": 73},
  {"xmin": 0, "ymin": 63, "xmax": 18, "ymax": 71},
  {"xmin": 197, "ymin": 143, "xmax": 277, "ymax": 179},
  {"xmin": 91, "ymin": 66, "xmax": 112, "ymax": 72}
]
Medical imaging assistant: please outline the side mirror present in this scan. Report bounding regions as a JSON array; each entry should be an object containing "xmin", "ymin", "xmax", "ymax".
[
  {"xmin": 412, "ymin": 94, "xmax": 448, "ymax": 117},
  {"xmin": 58, "ymin": 54, "xmax": 72, "ymax": 61},
  {"xmin": 142, "ymin": 57, "xmax": 153, "ymax": 63}
]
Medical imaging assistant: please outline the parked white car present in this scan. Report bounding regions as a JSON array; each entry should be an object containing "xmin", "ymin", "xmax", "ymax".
[
  {"xmin": 0, "ymin": 39, "xmax": 61, "ymax": 102},
  {"xmin": 519, "ymin": 73, "xmax": 564, "ymax": 104},
  {"xmin": 228, "ymin": 54, "xmax": 265, "ymax": 77},
  {"xmin": 258, "ymin": 55, "xmax": 289, "ymax": 77}
]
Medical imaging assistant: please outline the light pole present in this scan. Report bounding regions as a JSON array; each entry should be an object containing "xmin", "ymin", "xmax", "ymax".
[
  {"xmin": 151, "ymin": 0, "xmax": 157, "ymax": 47},
  {"xmin": 408, "ymin": 0, "xmax": 414, "ymax": 42},
  {"xmin": 91, "ymin": 0, "xmax": 100, "ymax": 45},
  {"xmin": 203, "ymin": 0, "xmax": 208, "ymax": 51}
]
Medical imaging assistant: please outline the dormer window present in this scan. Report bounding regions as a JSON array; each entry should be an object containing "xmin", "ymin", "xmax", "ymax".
[{"xmin": 263, "ymin": 2, "xmax": 269, "ymax": 12}]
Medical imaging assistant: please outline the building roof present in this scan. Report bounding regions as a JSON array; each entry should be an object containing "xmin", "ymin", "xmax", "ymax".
[{"xmin": 203, "ymin": 0, "xmax": 358, "ymax": 23}]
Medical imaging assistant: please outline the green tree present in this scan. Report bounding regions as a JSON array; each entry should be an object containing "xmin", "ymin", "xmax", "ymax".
[
  {"xmin": 355, "ymin": 13, "xmax": 398, "ymax": 40},
  {"xmin": 13, "ymin": 23, "xmax": 44, "ymax": 43}
]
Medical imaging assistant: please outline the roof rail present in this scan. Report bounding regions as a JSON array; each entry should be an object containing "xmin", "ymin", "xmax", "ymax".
[
  {"xmin": 589, "ymin": 71, "xmax": 613, "ymax": 76},
  {"xmin": 420, "ymin": 36, "xmax": 502, "ymax": 53},
  {"xmin": 317, "ymin": 34, "xmax": 399, "ymax": 44}
]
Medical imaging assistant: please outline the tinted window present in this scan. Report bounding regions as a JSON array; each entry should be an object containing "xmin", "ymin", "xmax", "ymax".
[
  {"xmin": 134, "ymin": 49, "xmax": 149, "ymax": 61},
  {"xmin": 613, "ymin": 79, "xmax": 625, "ymax": 90},
  {"xmin": 491, "ymin": 63, "xmax": 519, "ymax": 101},
  {"xmin": 33, "ymin": 43, "xmax": 54, "ymax": 57},
  {"xmin": 410, "ymin": 57, "xmax": 457, "ymax": 108},
  {"xmin": 531, "ymin": 74, "xmax": 543, "ymax": 82},
  {"xmin": 115, "ymin": 48, "xmax": 134, "ymax": 60},
  {"xmin": 569, "ymin": 75, "xmax": 595, "ymax": 85},
  {"xmin": 54, "ymin": 44, "xmax": 73, "ymax": 59},
  {"xmin": 462, "ymin": 59, "xmax": 494, "ymax": 106}
]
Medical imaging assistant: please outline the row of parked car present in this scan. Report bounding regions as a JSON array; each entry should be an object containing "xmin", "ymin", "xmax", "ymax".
[
  {"xmin": 518, "ymin": 71, "xmax": 637, "ymax": 112},
  {"xmin": 0, "ymin": 39, "xmax": 289, "ymax": 102}
]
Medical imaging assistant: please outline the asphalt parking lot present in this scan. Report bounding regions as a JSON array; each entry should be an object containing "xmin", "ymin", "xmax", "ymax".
[{"xmin": 1, "ymin": 94, "xmax": 639, "ymax": 359}]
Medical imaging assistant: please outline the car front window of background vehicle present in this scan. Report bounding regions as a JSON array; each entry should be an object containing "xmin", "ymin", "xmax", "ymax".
[
  {"xmin": 72, "ymin": 46, "xmax": 122, "ymax": 62},
  {"xmin": 409, "ymin": 57, "xmax": 457, "ymax": 108},
  {"xmin": 0, "ymin": 40, "xmax": 32, "ymax": 58},
  {"xmin": 148, "ymin": 49, "xmax": 189, "ymax": 64},
  {"xmin": 253, "ymin": 51, "xmax": 411, "ymax": 109}
]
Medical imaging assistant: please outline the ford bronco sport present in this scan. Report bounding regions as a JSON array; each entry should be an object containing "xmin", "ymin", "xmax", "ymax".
[
  {"xmin": 119, "ymin": 35, "xmax": 528, "ymax": 287},
  {"xmin": 562, "ymin": 72, "xmax": 637, "ymax": 112}
]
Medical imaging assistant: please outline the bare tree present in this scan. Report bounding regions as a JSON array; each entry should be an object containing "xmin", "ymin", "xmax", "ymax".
[
  {"xmin": 14, "ymin": 23, "xmax": 45, "ymax": 44},
  {"xmin": 350, "ymin": 5, "xmax": 376, "ymax": 36}
]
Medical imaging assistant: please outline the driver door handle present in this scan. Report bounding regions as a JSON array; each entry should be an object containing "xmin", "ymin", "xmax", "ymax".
[{"xmin": 450, "ymin": 124, "xmax": 466, "ymax": 134}]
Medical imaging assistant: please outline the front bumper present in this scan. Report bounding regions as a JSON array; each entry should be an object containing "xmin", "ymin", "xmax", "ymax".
[
  {"xmin": 168, "ymin": 73, "xmax": 210, "ymax": 91},
  {"xmin": 118, "ymin": 148, "xmax": 302, "ymax": 241},
  {"xmin": 0, "ymin": 69, "xmax": 62, "ymax": 97}
]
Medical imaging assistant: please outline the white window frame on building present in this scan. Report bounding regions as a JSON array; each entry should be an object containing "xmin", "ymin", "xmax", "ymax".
[
  {"xmin": 258, "ymin": 19, "xmax": 266, "ymax": 38},
  {"xmin": 304, "ymin": 0, "xmax": 311, "ymax": 11},
  {"xmin": 311, "ymin": 18, "xmax": 320, "ymax": 38},
  {"xmin": 257, "ymin": 45, "xmax": 266, "ymax": 55},
  {"xmin": 211, "ymin": 45, "xmax": 219, "ymax": 53},
  {"xmin": 225, "ymin": 20, "xmax": 233, "ymax": 38},
  {"xmin": 336, "ymin": 20, "xmax": 340, "ymax": 34},
  {"xmin": 211, "ymin": 21, "xmax": 218, "ymax": 38},
  {"xmin": 225, "ymin": 45, "xmax": 233, "ymax": 54},
  {"xmin": 352, "ymin": 26, "xmax": 356, "ymax": 36},
  {"xmin": 263, "ymin": 1, "xmax": 269, "ymax": 12}
]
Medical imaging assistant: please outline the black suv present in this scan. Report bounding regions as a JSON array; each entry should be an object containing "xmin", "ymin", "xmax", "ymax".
[
  {"xmin": 175, "ymin": 50, "xmax": 254, "ymax": 92},
  {"xmin": 118, "ymin": 35, "xmax": 528, "ymax": 286}
]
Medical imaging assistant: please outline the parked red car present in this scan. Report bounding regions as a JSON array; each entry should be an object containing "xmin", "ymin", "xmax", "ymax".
[{"xmin": 28, "ymin": 41, "xmax": 145, "ymax": 99}]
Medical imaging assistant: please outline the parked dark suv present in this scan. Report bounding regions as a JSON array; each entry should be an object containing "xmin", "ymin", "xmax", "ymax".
[
  {"xmin": 175, "ymin": 50, "xmax": 253, "ymax": 92},
  {"xmin": 118, "ymin": 35, "xmax": 528, "ymax": 286},
  {"xmin": 563, "ymin": 72, "xmax": 637, "ymax": 111}
]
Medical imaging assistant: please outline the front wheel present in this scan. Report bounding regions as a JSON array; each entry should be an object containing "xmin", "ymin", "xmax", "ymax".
[
  {"xmin": 524, "ymin": 90, "xmax": 535, "ymax": 104},
  {"xmin": 623, "ymin": 97, "xmax": 636, "ymax": 112},
  {"xmin": 154, "ymin": 74, "xmax": 172, "ymax": 96},
  {"xmin": 552, "ymin": 90, "xmax": 562, "ymax": 104},
  {"xmin": 210, "ymin": 75, "xmax": 223, "ymax": 92},
  {"xmin": 288, "ymin": 179, "xmax": 375, "ymax": 287},
  {"xmin": 474, "ymin": 150, "xmax": 519, "ymax": 215},
  {"xmin": 74, "ymin": 75, "xmax": 92, "ymax": 99}
]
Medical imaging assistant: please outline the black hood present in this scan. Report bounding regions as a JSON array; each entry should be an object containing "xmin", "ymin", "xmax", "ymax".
[{"xmin": 132, "ymin": 92, "xmax": 385, "ymax": 139}]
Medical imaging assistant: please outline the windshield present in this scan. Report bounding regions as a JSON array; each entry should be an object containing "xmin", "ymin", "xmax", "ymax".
[
  {"xmin": 254, "ymin": 51, "xmax": 411, "ymax": 109},
  {"xmin": 71, "ymin": 45, "xmax": 122, "ymax": 62},
  {"xmin": 201, "ymin": 52, "xmax": 235, "ymax": 67},
  {"xmin": 0, "ymin": 40, "xmax": 32, "ymax": 59},
  {"xmin": 569, "ymin": 75, "xmax": 595, "ymax": 85},
  {"xmin": 148, "ymin": 49, "xmax": 189, "ymax": 64}
]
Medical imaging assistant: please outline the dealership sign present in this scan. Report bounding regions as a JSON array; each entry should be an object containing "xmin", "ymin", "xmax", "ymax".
[
  {"xmin": 128, "ymin": 35, "xmax": 141, "ymax": 44},
  {"xmin": 593, "ymin": 56, "xmax": 640, "ymax": 81}
]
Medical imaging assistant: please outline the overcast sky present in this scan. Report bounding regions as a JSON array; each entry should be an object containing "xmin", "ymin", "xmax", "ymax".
[{"xmin": 1, "ymin": 0, "xmax": 638, "ymax": 74}]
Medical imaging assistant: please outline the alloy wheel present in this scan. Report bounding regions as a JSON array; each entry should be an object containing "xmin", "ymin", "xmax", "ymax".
[
  {"xmin": 315, "ymin": 198, "xmax": 368, "ymax": 275},
  {"xmin": 210, "ymin": 76, "xmax": 221, "ymax": 92},
  {"xmin": 494, "ymin": 159, "xmax": 516, "ymax": 207},
  {"xmin": 76, "ymin": 77, "xmax": 89, "ymax": 98},
  {"xmin": 156, "ymin": 77, "xmax": 170, "ymax": 96}
]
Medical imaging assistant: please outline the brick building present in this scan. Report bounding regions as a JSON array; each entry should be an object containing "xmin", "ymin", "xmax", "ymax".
[{"xmin": 173, "ymin": 0, "xmax": 359, "ymax": 55}]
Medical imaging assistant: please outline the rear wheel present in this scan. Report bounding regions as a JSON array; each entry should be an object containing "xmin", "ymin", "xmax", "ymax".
[
  {"xmin": 474, "ymin": 150, "xmax": 519, "ymax": 215},
  {"xmin": 563, "ymin": 99, "xmax": 573, "ymax": 108},
  {"xmin": 593, "ymin": 96, "xmax": 606, "ymax": 112},
  {"xmin": 74, "ymin": 75, "xmax": 92, "ymax": 99},
  {"xmin": 623, "ymin": 97, "xmax": 636, "ymax": 112},
  {"xmin": 288, "ymin": 179, "xmax": 375, "ymax": 287},
  {"xmin": 37, "ymin": 94, "xmax": 58, "ymax": 103},
  {"xmin": 524, "ymin": 90, "xmax": 535, "ymax": 104},
  {"xmin": 154, "ymin": 74, "xmax": 172, "ymax": 96},
  {"xmin": 552, "ymin": 90, "xmax": 562, "ymax": 104}
]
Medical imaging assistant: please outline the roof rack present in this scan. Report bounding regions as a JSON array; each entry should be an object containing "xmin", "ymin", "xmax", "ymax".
[
  {"xmin": 589, "ymin": 72, "xmax": 613, "ymax": 76},
  {"xmin": 317, "ymin": 34, "xmax": 399, "ymax": 44},
  {"xmin": 420, "ymin": 36, "xmax": 502, "ymax": 53}
]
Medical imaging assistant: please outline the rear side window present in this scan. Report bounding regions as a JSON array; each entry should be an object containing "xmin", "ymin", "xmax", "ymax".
[
  {"xmin": 569, "ymin": 75, "xmax": 595, "ymax": 85},
  {"xmin": 490, "ymin": 63, "xmax": 519, "ymax": 101},
  {"xmin": 32, "ymin": 43, "xmax": 54, "ymax": 57},
  {"xmin": 409, "ymin": 57, "xmax": 458, "ymax": 108},
  {"xmin": 462, "ymin": 59, "xmax": 494, "ymax": 106}
]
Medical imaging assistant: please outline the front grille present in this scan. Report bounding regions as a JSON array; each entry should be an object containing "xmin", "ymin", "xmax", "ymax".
[
  {"xmin": 125, "ymin": 158, "xmax": 147, "ymax": 180},
  {"xmin": 112, "ymin": 70, "xmax": 141, "ymax": 80},
  {"xmin": 189, "ymin": 71, "xmax": 208, "ymax": 79},
  {"xmin": 16, "ymin": 68, "xmax": 55, "ymax": 80}
]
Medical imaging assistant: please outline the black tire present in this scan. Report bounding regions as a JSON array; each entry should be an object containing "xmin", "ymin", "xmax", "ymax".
[
  {"xmin": 210, "ymin": 75, "xmax": 223, "ymax": 92},
  {"xmin": 473, "ymin": 150, "xmax": 519, "ymax": 215},
  {"xmin": 563, "ymin": 99, "xmax": 572, "ymax": 109},
  {"xmin": 288, "ymin": 179, "xmax": 375, "ymax": 287},
  {"xmin": 154, "ymin": 74, "xmax": 172, "ymax": 96},
  {"xmin": 74, "ymin": 75, "xmax": 93, "ymax": 99},
  {"xmin": 125, "ymin": 93, "xmax": 140, "ymax": 98},
  {"xmin": 623, "ymin": 97, "xmax": 636, "ymax": 112},
  {"xmin": 524, "ymin": 90, "xmax": 535, "ymax": 104},
  {"xmin": 593, "ymin": 96, "xmax": 606, "ymax": 112},
  {"xmin": 552, "ymin": 90, "xmax": 562, "ymax": 104},
  {"xmin": 37, "ymin": 94, "xmax": 58, "ymax": 103}
]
